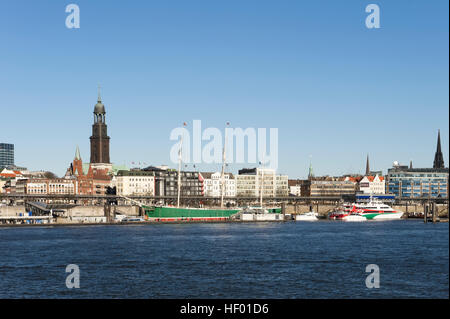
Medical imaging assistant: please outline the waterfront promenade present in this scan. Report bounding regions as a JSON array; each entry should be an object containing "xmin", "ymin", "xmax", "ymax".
[{"xmin": 1, "ymin": 193, "xmax": 448, "ymax": 226}]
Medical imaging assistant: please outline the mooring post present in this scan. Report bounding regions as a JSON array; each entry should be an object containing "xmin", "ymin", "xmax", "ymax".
[
  {"xmin": 104, "ymin": 204, "xmax": 111, "ymax": 223},
  {"xmin": 424, "ymin": 203, "xmax": 428, "ymax": 223},
  {"xmin": 281, "ymin": 202, "xmax": 286, "ymax": 221},
  {"xmin": 432, "ymin": 202, "xmax": 437, "ymax": 223}
]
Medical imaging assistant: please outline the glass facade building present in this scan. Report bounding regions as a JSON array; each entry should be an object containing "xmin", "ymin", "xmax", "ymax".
[
  {"xmin": 0, "ymin": 143, "xmax": 14, "ymax": 167},
  {"xmin": 387, "ymin": 167, "xmax": 448, "ymax": 198}
]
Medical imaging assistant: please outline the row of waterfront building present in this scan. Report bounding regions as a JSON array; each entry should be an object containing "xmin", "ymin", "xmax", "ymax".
[
  {"xmin": 1, "ymin": 89, "xmax": 448, "ymax": 200},
  {"xmin": 1, "ymin": 157, "xmax": 448, "ymax": 199}
]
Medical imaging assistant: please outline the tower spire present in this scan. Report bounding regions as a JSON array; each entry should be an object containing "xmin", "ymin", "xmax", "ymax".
[
  {"xmin": 75, "ymin": 145, "xmax": 81, "ymax": 160},
  {"xmin": 97, "ymin": 84, "xmax": 102, "ymax": 102},
  {"xmin": 433, "ymin": 129, "xmax": 445, "ymax": 168},
  {"xmin": 308, "ymin": 155, "xmax": 314, "ymax": 179},
  {"xmin": 365, "ymin": 154, "xmax": 370, "ymax": 176}
]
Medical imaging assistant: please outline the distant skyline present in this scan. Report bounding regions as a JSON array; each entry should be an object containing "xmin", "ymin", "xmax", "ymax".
[{"xmin": 0, "ymin": 0, "xmax": 448, "ymax": 178}]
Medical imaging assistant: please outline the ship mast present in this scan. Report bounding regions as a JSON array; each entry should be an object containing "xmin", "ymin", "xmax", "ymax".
[
  {"xmin": 220, "ymin": 122, "xmax": 230, "ymax": 208},
  {"xmin": 177, "ymin": 123, "xmax": 186, "ymax": 208},
  {"xmin": 259, "ymin": 154, "xmax": 265, "ymax": 208}
]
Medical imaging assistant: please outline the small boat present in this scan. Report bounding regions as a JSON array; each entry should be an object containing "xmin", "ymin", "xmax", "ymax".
[
  {"xmin": 240, "ymin": 207, "xmax": 283, "ymax": 221},
  {"xmin": 296, "ymin": 211, "xmax": 319, "ymax": 221},
  {"xmin": 122, "ymin": 217, "xmax": 145, "ymax": 222}
]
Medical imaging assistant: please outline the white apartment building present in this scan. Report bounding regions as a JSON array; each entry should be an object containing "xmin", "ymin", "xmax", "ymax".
[
  {"xmin": 359, "ymin": 175, "xmax": 386, "ymax": 194},
  {"xmin": 236, "ymin": 168, "xmax": 289, "ymax": 197},
  {"xmin": 25, "ymin": 179, "xmax": 77, "ymax": 195},
  {"xmin": 114, "ymin": 170, "xmax": 155, "ymax": 196},
  {"xmin": 200, "ymin": 172, "xmax": 236, "ymax": 197},
  {"xmin": 24, "ymin": 181, "xmax": 47, "ymax": 194}
]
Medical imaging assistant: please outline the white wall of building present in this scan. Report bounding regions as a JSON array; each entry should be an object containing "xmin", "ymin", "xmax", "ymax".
[
  {"xmin": 289, "ymin": 185, "xmax": 301, "ymax": 196},
  {"xmin": 202, "ymin": 172, "xmax": 236, "ymax": 197},
  {"xmin": 115, "ymin": 175, "xmax": 155, "ymax": 196},
  {"xmin": 359, "ymin": 175, "xmax": 385, "ymax": 194},
  {"xmin": 236, "ymin": 168, "xmax": 288, "ymax": 197}
]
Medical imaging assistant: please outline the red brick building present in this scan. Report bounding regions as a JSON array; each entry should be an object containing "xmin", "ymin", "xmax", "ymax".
[{"xmin": 65, "ymin": 146, "xmax": 111, "ymax": 195}]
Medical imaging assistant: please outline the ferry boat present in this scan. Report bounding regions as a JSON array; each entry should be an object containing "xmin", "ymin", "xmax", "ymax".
[
  {"xmin": 330, "ymin": 199, "xmax": 404, "ymax": 221},
  {"xmin": 354, "ymin": 200, "xmax": 404, "ymax": 220}
]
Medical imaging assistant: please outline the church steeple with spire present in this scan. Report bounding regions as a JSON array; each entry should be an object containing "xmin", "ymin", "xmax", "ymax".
[
  {"xmin": 433, "ymin": 129, "xmax": 445, "ymax": 169},
  {"xmin": 75, "ymin": 145, "xmax": 81, "ymax": 161},
  {"xmin": 365, "ymin": 154, "xmax": 370, "ymax": 176},
  {"xmin": 72, "ymin": 145, "xmax": 84, "ymax": 176},
  {"xmin": 90, "ymin": 85, "xmax": 110, "ymax": 164},
  {"xmin": 308, "ymin": 157, "xmax": 314, "ymax": 180}
]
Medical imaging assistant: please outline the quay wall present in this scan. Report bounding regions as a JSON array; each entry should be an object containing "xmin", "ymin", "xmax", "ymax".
[
  {"xmin": 2, "ymin": 203, "xmax": 448, "ymax": 219},
  {"xmin": 114, "ymin": 205, "xmax": 140, "ymax": 216},
  {"xmin": 0, "ymin": 205, "xmax": 26, "ymax": 216},
  {"xmin": 392, "ymin": 204, "xmax": 448, "ymax": 217},
  {"xmin": 65, "ymin": 205, "xmax": 140, "ymax": 217},
  {"xmin": 0, "ymin": 205, "xmax": 140, "ymax": 217},
  {"xmin": 285, "ymin": 204, "xmax": 335, "ymax": 215}
]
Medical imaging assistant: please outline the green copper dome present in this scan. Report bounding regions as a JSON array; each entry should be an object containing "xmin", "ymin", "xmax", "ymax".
[{"xmin": 94, "ymin": 85, "xmax": 106, "ymax": 114}]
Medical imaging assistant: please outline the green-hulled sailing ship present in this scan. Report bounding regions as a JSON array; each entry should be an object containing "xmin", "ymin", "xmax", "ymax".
[{"xmin": 143, "ymin": 122, "xmax": 242, "ymax": 221}]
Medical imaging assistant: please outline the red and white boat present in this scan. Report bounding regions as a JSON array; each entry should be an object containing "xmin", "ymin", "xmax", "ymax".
[
  {"xmin": 331, "ymin": 199, "xmax": 404, "ymax": 221},
  {"xmin": 329, "ymin": 203, "xmax": 353, "ymax": 220},
  {"xmin": 353, "ymin": 199, "xmax": 404, "ymax": 220}
]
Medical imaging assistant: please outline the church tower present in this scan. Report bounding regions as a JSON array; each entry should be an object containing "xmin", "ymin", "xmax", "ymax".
[
  {"xmin": 90, "ymin": 86, "xmax": 110, "ymax": 164},
  {"xmin": 308, "ymin": 161, "xmax": 314, "ymax": 180},
  {"xmin": 73, "ymin": 145, "xmax": 84, "ymax": 176},
  {"xmin": 365, "ymin": 154, "xmax": 370, "ymax": 176},
  {"xmin": 433, "ymin": 129, "xmax": 444, "ymax": 169}
]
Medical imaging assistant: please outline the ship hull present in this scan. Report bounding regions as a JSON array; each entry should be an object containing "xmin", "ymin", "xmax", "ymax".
[
  {"xmin": 359, "ymin": 211, "xmax": 404, "ymax": 220},
  {"xmin": 371, "ymin": 212, "xmax": 404, "ymax": 220},
  {"xmin": 295, "ymin": 213, "xmax": 319, "ymax": 221},
  {"xmin": 143, "ymin": 206, "xmax": 241, "ymax": 221}
]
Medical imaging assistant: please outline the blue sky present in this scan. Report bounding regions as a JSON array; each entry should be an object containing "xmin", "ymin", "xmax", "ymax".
[{"xmin": 0, "ymin": 0, "xmax": 448, "ymax": 178}]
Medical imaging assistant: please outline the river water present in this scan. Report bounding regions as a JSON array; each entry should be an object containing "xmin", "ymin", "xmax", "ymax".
[{"xmin": 0, "ymin": 220, "xmax": 448, "ymax": 298}]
